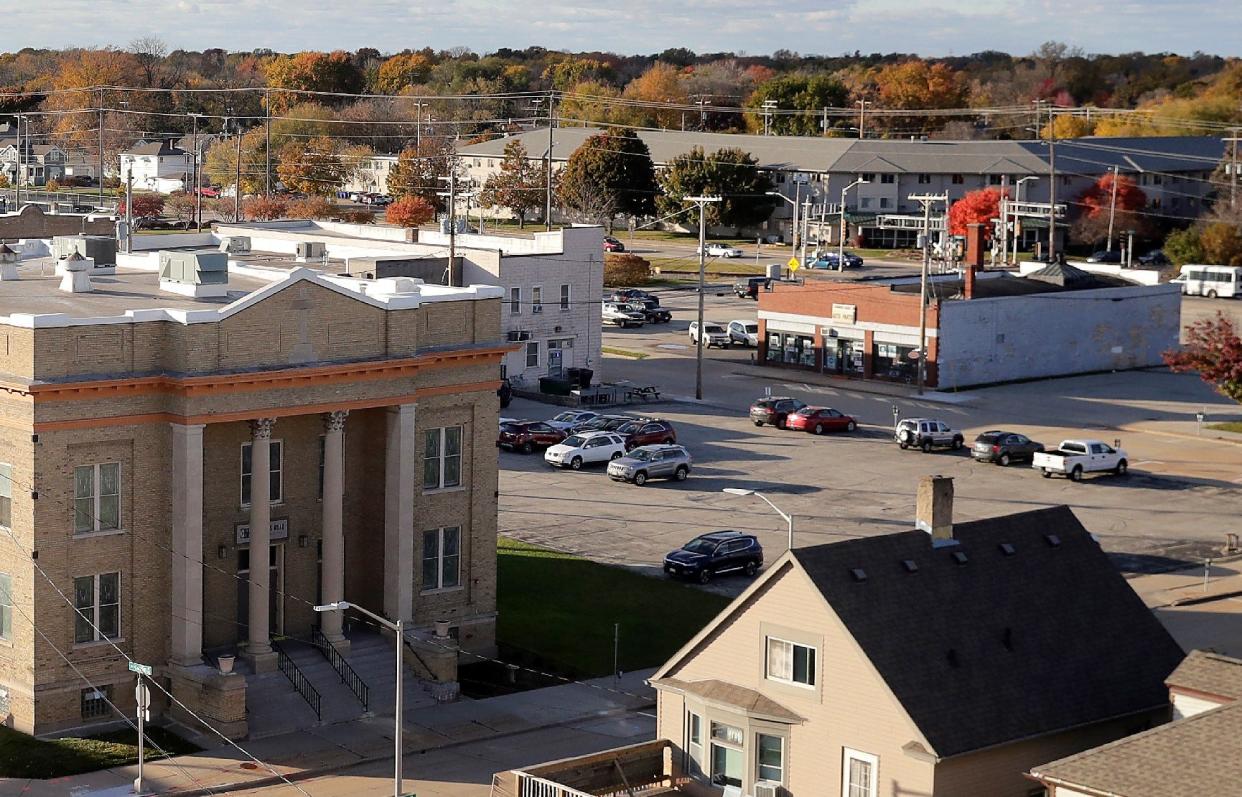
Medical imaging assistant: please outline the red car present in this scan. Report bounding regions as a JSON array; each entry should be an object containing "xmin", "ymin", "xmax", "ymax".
[
  {"xmin": 498, "ymin": 420, "xmax": 567, "ymax": 453},
  {"xmin": 616, "ymin": 418, "xmax": 677, "ymax": 450},
  {"xmin": 787, "ymin": 406, "xmax": 857, "ymax": 435},
  {"xmin": 603, "ymin": 236, "xmax": 626, "ymax": 252}
]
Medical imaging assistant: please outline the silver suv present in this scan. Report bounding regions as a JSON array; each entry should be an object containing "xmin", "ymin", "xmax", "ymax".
[
  {"xmin": 607, "ymin": 444, "xmax": 692, "ymax": 485},
  {"xmin": 895, "ymin": 418, "xmax": 964, "ymax": 452}
]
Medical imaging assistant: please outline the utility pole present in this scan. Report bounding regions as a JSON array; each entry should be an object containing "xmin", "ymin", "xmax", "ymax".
[
  {"xmin": 234, "ymin": 122, "xmax": 242, "ymax": 222},
  {"xmin": 695, "ymin": 96, "xmax": 711, "ymax": 130},
  {"xmin": 14, "ymin": 113, "xmax": 21, "ymax": 208},
  {"xmin": 821, "ymin": 106, "xmax": 829, "ymax": 137},
  {"xmin": 910, "ymin": 193, "xmax": 948, "ymax": 396},
  {"xmin": 125, "ymin": 168, "xmax": 133, "ymax": 253},
  {"xmin": 412, "ymin": 100, "xmax": 425, "ymax": 151},
  {"xmin": 98, "ymin": 87, "xmax": 105, "ymax": 206},
  {"xmin": 685, "ymin": 195, "xmax": 721, "ymax": 401},
  {"xmin": 791, "ymin": 180, "xmax": 802, "ymax": 253},
  {"xmin": 839, "ymin": 178, "xmax": 869, "ymax": 271},
  {"xmin": 264, "ymin": 88, "xmax": 272, "ymax": 197},
  {"xmin": 437, "ymin": 164, "xmax": 460, "ymax": 285},
  {"xmin": 857, "ymin": 100, "xmax": 871, "ymax": 139},
  {"xmin": 799, "ymin": 198, "xmax": 812, "ymax": 270},
  {"xmin": 762, "ymin": 100, "xmax": 777, "ymax": 136},
  {"xmin": 1047, "ymin": 111, "xmax": 1058, "ymax": 263},
  {"xmin": 1106, "ymin": 165, "xmax": 1119, "ymax": 253},
  {"xmin": 1227, "ymin": 128, "xmax": 1240, "ymax": 211},
  {"xmin": 997, "ymin": 174, "xmax": 1009, "ymax": 268},
  {"xmin": 546, "ymin": 91, "xmax": 554, "ymax": 231},
  {"xmin": 189, "ymin": 112, "xmax": 203, "ymax": 232}
]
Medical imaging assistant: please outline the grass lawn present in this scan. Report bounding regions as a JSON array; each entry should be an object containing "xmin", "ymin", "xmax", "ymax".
[
  {"xmin": 497, "ymin": 537, "xmax": 730, "ymax": 677},
  {"xmin": 601, "ymin": 346, "xmax": 649, "ymax": 360},
  {"xmin": 0, "ymin": 725, "xmax": 201, "ymax": 779},
  {"xmin": 1208, "ymin": 422, "xmax": 1242, "ymax": 434},
  {"xmin": 650, "ymin": 257, "xmax": 767, "ymax": 276}
]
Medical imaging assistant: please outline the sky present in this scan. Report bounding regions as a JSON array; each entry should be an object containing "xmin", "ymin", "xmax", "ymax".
[{"xmin": 9, "ymin": 0, "xmax": 1242, "ymax": 57}]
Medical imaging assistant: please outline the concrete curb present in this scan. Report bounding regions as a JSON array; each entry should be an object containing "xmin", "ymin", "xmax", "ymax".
[
  {"xmin": 1119, "ymin": 423, "xmax": 1242, "ymax": 448},
  {"xmin": 1167, "ymin": 589, "xmax": 1242, "ymax": 608},
  {"xmin": 165, "ymin": 701, "xmax": 656, "ymax": 797}
]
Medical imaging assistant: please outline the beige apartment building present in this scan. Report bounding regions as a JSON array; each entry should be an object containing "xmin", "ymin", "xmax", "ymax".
[{"xmin": 0, "ymin": 249, "xmax": 507, "ymax": 737}]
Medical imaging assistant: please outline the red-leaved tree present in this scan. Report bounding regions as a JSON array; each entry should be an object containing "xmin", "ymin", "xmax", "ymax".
[
  {"xmin": 1072, "ymin": 172, "xmax": 1148, "ymax": 246},
  {"xmin": 948, "ymin": 187, "xmax": 1006, "ymax": 239},
  {"xmin": 130, "ymin": 194, "xmax": 165, "ymax": 217},
  {"xmin": 1165, "ymin": 313, "xmax": 1242, "ymax": 403},
  {"xmin": 385, "ymin": 195, "xmax": 435, "ymax": 228},
  {"xmin": 243, "ymin": 195, "xmax": 289, "ymax": 221}
]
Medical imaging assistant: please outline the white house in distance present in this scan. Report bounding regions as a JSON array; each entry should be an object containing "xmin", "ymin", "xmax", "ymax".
[
  {"xmin": 342, "ymin": 154, "xmax": 399, "ymax": 195},
  {"xmin": 118, "ymin": 140, "xmax": 192, "ymax": 194}
]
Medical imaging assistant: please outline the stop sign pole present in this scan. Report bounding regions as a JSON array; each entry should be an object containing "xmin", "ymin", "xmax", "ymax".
[{"xmin": 130, "ymin": 660, "xmax": 152, "ymax": 794}]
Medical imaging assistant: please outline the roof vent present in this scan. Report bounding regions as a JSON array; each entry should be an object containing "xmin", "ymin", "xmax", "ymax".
[
  {"xmin": 850, "ymin": 568, "xmax": 868, "ymax": 582},
  {"xmin": 901, "ymin": 559, "xmax": 919, "ymax": 573},
  {"xmin": 952, "ymin": 551, "xmax": 968, "ymax": 565},
  {"xmin": 1045, "ymin": 534, "xmax": 1062, "ymax": 548},
  {"xmin": 59, "ymin": 252, "xmax": 93, "ymax": 293},
  {"xmin": 999, "ymin": 543, "xmax": 1016, "ymax": 556}
]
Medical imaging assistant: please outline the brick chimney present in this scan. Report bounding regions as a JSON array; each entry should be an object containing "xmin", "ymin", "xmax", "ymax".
[
  {"xmin": 965, "ymin": 223, "xmax": 987, "ymax": 269},
  {"xmin": 964, "ymin": 264, "xmax": 977, "ymax": 300},
  {"xmin": 916, "ymin": 475, "xmax": 955, "ymax": 545}
]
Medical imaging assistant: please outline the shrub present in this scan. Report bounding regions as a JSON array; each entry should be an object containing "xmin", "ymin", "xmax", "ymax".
[
  {"xmin": 385, "ymin": 195, "xmax": 436, "ymax": 227},
  {"xmin": 286, "ymin": 196, "xmax": 336, "ymax": 220},
  {"xmin": 604, "ymin": 253, "xmax": 653, "ymax": 287},
  {"xmin": 44, "ymin": 179, "xmax": 60, "ymax": 192},
  {"xmin": 129, "ymin": 194, "xmax": 165, "ymax": 217},
  {"xmin": 243, "ymin": 195, "xmax": 289, "ymax": 221},
  {"xmin": 335, "ymin": 209, "xmax": 376, "ymax": 225}
]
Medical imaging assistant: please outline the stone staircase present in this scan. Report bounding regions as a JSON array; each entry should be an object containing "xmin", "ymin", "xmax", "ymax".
[{"xmin": 243, "ymin": 630, "xmax": 441, "ymax": 738}]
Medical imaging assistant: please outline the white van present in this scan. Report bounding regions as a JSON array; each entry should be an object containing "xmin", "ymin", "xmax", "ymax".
[{"xmin": 1175, "ymin": 265, "xmax": 1242, "ymax": 298}]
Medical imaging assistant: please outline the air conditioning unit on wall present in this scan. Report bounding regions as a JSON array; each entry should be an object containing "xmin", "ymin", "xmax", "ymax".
[
  {"xmin": 753, "ymin": 781, "xmax": 781, "ymax": 797},
  {"xmin": 506, "ymin": 330, "xmax": 531, "ymax": 342}
]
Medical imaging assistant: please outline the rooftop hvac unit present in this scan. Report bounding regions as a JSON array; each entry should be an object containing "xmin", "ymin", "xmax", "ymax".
[
  {"xmin": 753, "ymin": 782, "xmax": 781, "ymax": 797},
  {"xmin": 158, "ymin": 250, "xmax": 229, "ymax": 298},
  {"xmin": 295, "ymin": 241, "xmax": 326, "ymax": 262},
  {"xmin": 219, "ymin": 236, "xmax": 251, "ymax": 254}
]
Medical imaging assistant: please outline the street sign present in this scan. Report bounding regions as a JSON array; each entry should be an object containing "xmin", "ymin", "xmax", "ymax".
[
  {"xmin": 787, "ymin": 256, "xmax": 800, "ymax": 271},
  {"xmin": 135, "ymin": 681, "xmax": 150, "ymax": 711},
  {"xmin": 128, "ymin": 661, "xmax": 153, "ymax": 676}
]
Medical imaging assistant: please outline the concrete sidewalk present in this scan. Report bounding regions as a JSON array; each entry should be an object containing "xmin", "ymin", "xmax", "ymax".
[
  {"xmin": 7, "ymin": 669, "xmax": 656, "ymax": 797},
  {"xmin": 1129, "ymin": 557, "xmax": 1242, "ymax": 609}
]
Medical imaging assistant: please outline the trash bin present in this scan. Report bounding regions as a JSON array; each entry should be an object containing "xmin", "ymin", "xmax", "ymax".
[
  {"xmin": 538, "ymin": 377, "xmax": 573, "ymax": 396},
  {"xmin": 565, "ymin": 367, "xmax": 582, "ymax": 387},
  {"xmin": 576, "ymin": 368, "xmax": 593, "ymax": 389}
]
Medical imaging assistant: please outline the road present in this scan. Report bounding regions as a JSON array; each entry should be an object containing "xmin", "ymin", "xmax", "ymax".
[
  {"xmin": 501, "ymin": 287, "xmax": 1242, "ymax": 597},
  {"xmin": 222, "ymin": 711, "xmax": 655, "ymax": 797}
]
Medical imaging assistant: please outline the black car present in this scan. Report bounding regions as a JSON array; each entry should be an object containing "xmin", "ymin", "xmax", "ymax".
[
  {"xmin": 629, "ymin": 298, "xmax": 672, "ymax": 323},
  {"xmin": 571, "ymin": 414, "xmax": 636, "ymax": 434},
  {"xmin": 1139, "ymin": 249, "xmax": 1170, "ymax": 267},
  {"xmin": 611, "ymin": 288, "xmax": 658, "ymax": 306},
  {"xmin": 971, "ymin": 430, "xmax": 1045, "ymax": 466},
  {"xmin": 734, "ymin": 276, "xmax": 771, "ymax": 299},
  {"xmin": 664, "ymin": 531, "xmax": 763, "ymax": 584},
  {"xmin": 1087, "ymin": 250, "xmax": 1122, "ymax": 264}
]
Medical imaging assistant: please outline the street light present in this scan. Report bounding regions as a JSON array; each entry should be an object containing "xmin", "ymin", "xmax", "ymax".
[
  {"xmin": 766, "ymin": 190, "xmax": 799, "ymax": 256},
  {"xmin": 722, "ymin": 488, "xmax": 794, "ymax": 550},
  {"xmin": 1012, "ymin": 177, "xmax": 1038, "ymax": 265},
  {"xmin": 314, "ymin": 601, "xmax": 404, "ymax": 797},
  {"xmin": 839, "ymin": 179, "xmax": 869, "ymax": 271}
]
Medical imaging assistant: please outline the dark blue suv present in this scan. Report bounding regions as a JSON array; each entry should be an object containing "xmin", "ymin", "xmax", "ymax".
[{"xmin": 664, "ymin": 531, "xmax": 763, "ymax": 584}]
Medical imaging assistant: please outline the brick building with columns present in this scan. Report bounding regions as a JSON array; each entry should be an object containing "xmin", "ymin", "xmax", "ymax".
[{"xmin": 0, "ymin": 256, "xmax": 507, "ymax": 737}]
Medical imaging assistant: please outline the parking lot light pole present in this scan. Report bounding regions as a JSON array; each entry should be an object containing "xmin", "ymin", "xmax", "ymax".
[
  {"xmin": 839, "ymin": 179, "xmax": 869, "ymax": 271},
  {"xmin": 722, "ymin": 488, "xmax": 794, "ymax": 550},
  {"xmin": 314, "ymin": 601, "xmax": 403, "ymax": 797},
  {"xmin": 685, "ymin": 196, "xmax": 721, "ymax": 401}
]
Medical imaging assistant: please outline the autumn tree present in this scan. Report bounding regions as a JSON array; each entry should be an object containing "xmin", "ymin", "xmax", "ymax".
[
  {"xmin": 619, "ymin": 63, "xmax": 687, "ymax": 128},
  {"xmin": 374, "ymin": 52, "xmax": 433, "ymax": 94},
  {"xmin": 1071, "ymin": 172, "xmax": 1148, "ymax": 246},
  {"xmin": 276, "ymin": 136, "xmax": 350, "ymax": 196},
  {"xmin": 1165, "ymin": 314, "xmax": 1242, "ymax": 403},
  {"xmin": 204, "ymin": 129, "xmax": 275, "ymax": 196},
  {"xmin": 45, "ymin": 49, "xmax": 144, "ymax": 150},
  {"xmin": 744, "ymin": 74, "xmax": 849, "ymax": 136},
  {"xmin": 1041, "ymin": 113, "xmax": 1096, "ymax": 139},
  {"xmin": 657, "ymin": 147, "xmax": 776, "ymax": 233},
  {"xmin": 129, "ymin": 194, "xmax": 165, "ymax": 217},
  {"xmin": 875, "ymin": 60, "xmax": 967, "ymax": 134},
  {"xmin": 264, "ymin": 51, "xmax": 365, "ymax": 114},
  {"xmin": 385, "ymin": 195, "xmax": 436, "ymax": 227},
  {"xmin": 244, "ymin": 195, "xmax": 289, "ymax": 221},
  {"xmin": 1163, "ymin": 226, "xmax": 1205, "ymax": 266},
  {"xmin": 558, "ymin": 80, "xmax": 621, "ymax": 127},
  {"xmin": 481, "ymin": 140, "xmax": 544, "ymax": 227},
  {"xmin": 164, "ymin": 193, "xmax": 195, "ymax": 223},
  {"xmin": 1200, "ymin": 223, "xmax": 1242, "ymax": 267},
  {"xmin": 948, "ymin": 187, "xmax": 1006, "ymax": 239},
  {"xmin": 286, "ymin": 196, "xmax": 337, "ymax": 220},
  {"xmin": 558, "ymin": 129, "xmax": 657, "ymax": 229},
  {"xmin": 386, "ymin": 137, "xmax": 456, "ymax": 211}
]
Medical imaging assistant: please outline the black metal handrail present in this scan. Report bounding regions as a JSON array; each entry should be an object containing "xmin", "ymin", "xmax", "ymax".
[
  {"xmin": 272, "ymin": 638, "xmax": 322, "ymax": 721},
  {"xmin": 312, "ymin": 627, "xmax": 370, "ymax": 712}
]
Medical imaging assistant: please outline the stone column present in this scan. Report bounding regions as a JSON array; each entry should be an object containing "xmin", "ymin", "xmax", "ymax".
[
  {"xmin": 245, "ymin": 418, "xmax": 276, "ymax": 669},
  {"xmin": 170, "ymin": 423, "xmax": 205, "ymax": 666},
  {"xmin": 384, "ymin": 404, "xmax": 416, "ymax": 623},
  {"xmin": 320, "ymin": 410, "xmax": 348, "ymax": 645}
]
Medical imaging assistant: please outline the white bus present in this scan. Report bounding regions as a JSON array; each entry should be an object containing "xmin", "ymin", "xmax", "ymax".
[{"xmin": 1174, "ymin": 265, "xmax": 1242, "ymax": 298}]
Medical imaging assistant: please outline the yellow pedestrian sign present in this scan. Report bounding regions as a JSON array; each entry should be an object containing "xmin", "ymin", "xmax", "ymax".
[{"xmin": 788, "ymin": 256, "xmax": 800, "ymax": 271}]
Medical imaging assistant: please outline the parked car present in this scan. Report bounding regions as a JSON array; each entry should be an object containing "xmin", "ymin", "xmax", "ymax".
[
  {"xmin": 546, "ymin": 410, "xmax": 600, "ymax": 431},
  {"xmin": 787, "ymin": 406, "xmax": 857, "ymax": 435},
  {"xmin": 630, "ymin": 299, "xmax": 672, "ymax": 323},
  {"xmin": 895, "ymin": 418, "xmax": 964, "ymax": 452},
  {"xmin": 749, "ymin": 396, "xmax": 807, "ymax": 428},
  {"xmin": 1087, "ymin": 250, "xmax": 1122, "ymax": 264},
  {"xmin": 602, "ymin": 302, "xmax": 647, "ymax": 328},
  {"xmin": 810, "ymin": 251, "xmax": 864, "ymax": 269},
  {"xmin": 689, "ymin": 321, "xmax": 731, "ymax": 347},
  {"xmin": 610, "ymin": 288, "xmax": 659, "ymax": 305},
  {"xmin": 663, "ymin": 531, "xmax": 763, "ymax": 584},
  {"xmin": 497, "ymin": 420, "xmax": 566, "ymax": 454},
  {"xmin": 134, "ymin": 216, "xmax": 191, "ymax": 231},
  {"xmin": 572, "ymin": 414, "xmax": 637, "ymax": 434},
  {"xmin": 1033, "ymin": 439, "xmax": 1128, "ymax": 481},
  {"xmin": 971, "ymin": 430, "xmax": 1044, "ymax": 466},
  {"xmin": 728, "ymin": 320, "xmax": 759, "ymax": 346},
  {"xmin": 698, "ymin": 242, "xmax": 743, "ymax": 258},
  {"xmin": 497, "ymin": 377, "xmax": 513, "ymax": 409},
  {"xmin": 603, "ymin": 236, "xmax": 626, "ymax": 252},
  {"xmin": 544, "ymin": 431, "xmax": 628, "ymax": 470},
  {"xmin": 616, "ymin": 418, "xmax": 677, "ymax": 449},
  {"xmin": 607, "ymin": 444, "xmax": 692, "ymax": 485},
  {"xmin": 734, "ymin": 276, "xmax": 771, "ymax": 299},
  {"xmin": 1139, "ymin": 249, "xmax": 1170, "ymax": 267}
]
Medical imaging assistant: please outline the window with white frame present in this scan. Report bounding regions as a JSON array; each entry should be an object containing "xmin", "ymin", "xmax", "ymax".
[
  {"xmin": 74, "ymin": 463, "xmax": 120, "ymax": 534},
  {"xmin": 423, "ymin": 427, "xmax": 462, "ymax": 490},
  {"xmin": 709, "ymin": 722, "xmax": 743, "ymax": 787},
  {"xmin": 526, "ymin": 341, "xmax": 539, "ymax": 368},
  {"xmin": 560, "ymin": 284, "xmax": 570, "ymax": 310},
  {"xmin": 241, "ymin": 441, "xmax": 283, "ymax": 506},
  {"xmin": 687, "ymin": 711, "xmax": 703, "ymax": 764},
  {"xmin": 766, "ymin": 637, "xmax": 816, "ymax": 686},
  {"xmin": 81, "ymin": 685, "xmax": 113, "ymax": 719},
  {"xmin": 757, "ymin": 734, "xmax": 784, "ymax": 783},
  {"xmin": 532, "ymin": 286, "xmax": 543, "ymax": 313},
  {"xmin": 510, "ymin": 286, "xmax": 522, "ymax": 314},
  {"xmin": 0, "ymin": 462, "xmax": 11, "ymax": 528},
  {"xmin": 842, "ymin": 749, "xmax": 878, "ymax": 797},
  {"xmin": 74, "ymin": 572, "xmax": 120, "ymax": 643},
  {"xmin": 422, "ymin": 526, "xmax": 461, "ymax": 591},
  {"xmin": 0, "ymin": 572, "xmax": 12, "ymax": 642}
]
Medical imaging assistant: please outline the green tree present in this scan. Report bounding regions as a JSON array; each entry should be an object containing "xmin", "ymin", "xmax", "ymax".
[
  {"xmin": 1163, "ymin": 226, "xmax": 1204, "ymax": 266},
  {"xmin": 557, "ymin": 129, "xmax": 657, "ymax": 229},
  {"xmin": 657, "ymin": 147, "xmax": 777, "ymax": 233},
  {"xmin": 481, "ymin": 141, "xmax": 545, "ymax": 227},
  {"xmin": 745, "ymin": 74, "xmax": 849, "ymax": 136}
]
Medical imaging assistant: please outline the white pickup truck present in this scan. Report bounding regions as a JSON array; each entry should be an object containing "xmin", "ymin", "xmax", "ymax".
[{"xmin": 1032, "ymin": 439, "xmax": 1129, "ymax": 481}]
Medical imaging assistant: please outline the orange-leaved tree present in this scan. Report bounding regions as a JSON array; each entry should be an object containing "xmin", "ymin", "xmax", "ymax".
[
  {"xmin": 385, "ymin": 195, "xmax": 436, "ymax": 227},
  {"xmin": 948, "ymin": 187, "xmax": 1006, "ymax": 239}
]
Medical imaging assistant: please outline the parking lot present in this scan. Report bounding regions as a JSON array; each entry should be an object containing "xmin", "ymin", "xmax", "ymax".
[{"xmin": 500, "ymin": 287, "xmax": 1242, "ymax": 598}]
